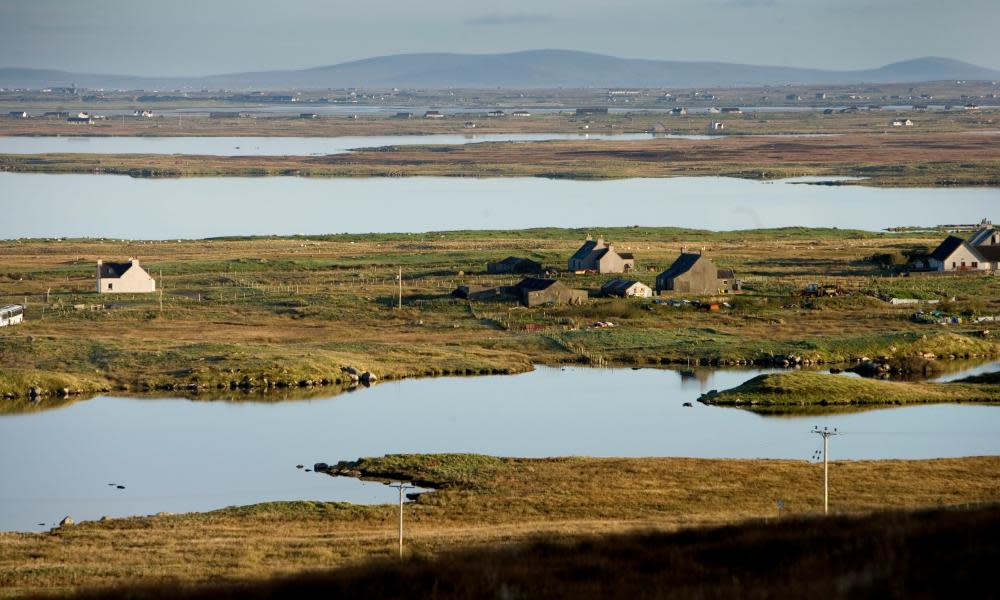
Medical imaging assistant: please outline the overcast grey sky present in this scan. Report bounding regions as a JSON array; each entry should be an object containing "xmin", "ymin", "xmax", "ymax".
[{"xmin": 2, "ymin": 0, "xmax": 998, "ymax": 75}]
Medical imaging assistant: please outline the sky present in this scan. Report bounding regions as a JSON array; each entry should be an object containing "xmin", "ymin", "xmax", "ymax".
[{"xmin": 2, "ymin": 0, "xmax": 998, "ymax": 76}]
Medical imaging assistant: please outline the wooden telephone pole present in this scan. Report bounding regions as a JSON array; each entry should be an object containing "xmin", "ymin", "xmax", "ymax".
[
  {"xmin": 811, "ymin": 426, "xmax": 839, "ymax": 514},
  {"xmin": 390, "ymin": 482, "xmax": 414, "ymax": 558}
]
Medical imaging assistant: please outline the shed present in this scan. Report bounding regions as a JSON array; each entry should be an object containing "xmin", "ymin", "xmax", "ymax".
[
  {"xmin": 507, "ymin": 278, "xmax": 587, "ymax": 307},
  {"xmin": 601, "ymin": 279, "xmax": 653, "ymax": 298}
]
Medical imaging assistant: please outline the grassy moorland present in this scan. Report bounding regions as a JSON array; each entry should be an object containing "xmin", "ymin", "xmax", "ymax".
[
  {"xmin": 2, "ymin": 132, "xmax": 999, "ymax": 186},
  {"xmin": 2, "ymin": 228, "xmax": 999, "ymax": 406},
  {"xmin": 700, "ymin": 371, "xmax": 1000, "ymax": 411},
  {"xmin": 1, "ymin": 454, "xmax": 998, "ymax": 597},
  {"xmin": 59, "ymin": 505, "xmax": 1000, "ymax": 600}
]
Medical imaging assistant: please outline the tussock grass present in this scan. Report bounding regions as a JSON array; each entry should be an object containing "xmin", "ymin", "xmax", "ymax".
[
  {"xmin": 702, "ymin": 370, "xmax": 1000, "ymax": 409},
  {"xmin": 2, "ymin": 454, "xmax": 998, "ymax": 596}
]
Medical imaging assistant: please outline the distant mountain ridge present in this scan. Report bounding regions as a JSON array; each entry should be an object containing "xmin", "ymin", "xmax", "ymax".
[{"xmin": 3, "ymin": 51, "xmax": 999, "ymax": 90}]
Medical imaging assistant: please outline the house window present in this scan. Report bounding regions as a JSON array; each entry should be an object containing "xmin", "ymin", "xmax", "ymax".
[
  {"xmin": 972, "ymin": 262, "xmax": 978, "ymax": 268},
  {"xmin": 108, "ymin": 283, "xmax": 113, "ymax": 290}
]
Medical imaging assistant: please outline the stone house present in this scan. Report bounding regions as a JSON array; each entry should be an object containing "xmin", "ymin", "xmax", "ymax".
[
  {"xmin": 601, "ymin": 279, "xmax": 653, "ymax": 298},
  {"xmin": 506, "ymin": 278, "xmax": 587, "ymax": 307},
  {"xmin": 97, "ymin": 258, "xmax": 156, "ymax": 294},
  {"xmin": 568, "ymin": 237, "xmax": 635, "ymax": 273},
  {"xmin": 487, "ymin": 256, "xmax": 543, "ymax": 275},
  {"xmin": 656, "ymin": 252, "xmax": 734, "ymax": 295}
]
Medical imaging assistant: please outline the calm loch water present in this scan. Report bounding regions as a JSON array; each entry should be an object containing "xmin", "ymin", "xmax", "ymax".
[
  {"xmin": 1, "ymin": 365, "xmax": 998, "ymax": 532},
  {"xmin": 1, "ymin": 172, "xmax": 997, "ymax": 239}
]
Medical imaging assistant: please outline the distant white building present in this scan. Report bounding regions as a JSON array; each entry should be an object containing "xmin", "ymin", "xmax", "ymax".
[
  {"xmin": 0, "ymin": 304, "xmax": 24, "ymax": 327},
  {"xmin": 424, "ymin": 110, "xmax": 444, "ymax": 119},
  {"xmin": 97, "ymin": 259, "xmax": 157, "ymax": 294},
  {"xmin": 891, "ymin": 118, "xmax": 914, "ymax": 127},
  {"xmin": 512, "ymin": 110, "xmax": 532, "ymax": 117},
  {"xmin": 708, "ymin": 121, "xmax": 725, "ymax": 131}
]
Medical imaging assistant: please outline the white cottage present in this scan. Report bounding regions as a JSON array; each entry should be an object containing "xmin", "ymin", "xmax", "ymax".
[{"xmin": 97, "ymin": 258, "xmax": 157, "ymax": 293}]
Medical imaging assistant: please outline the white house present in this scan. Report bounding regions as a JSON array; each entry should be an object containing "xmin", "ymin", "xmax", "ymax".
[
  {"xmin": 927, "ymin": 236, "xmax": 1000, "ymax": 272},
  {"xmin": 708, "ymin": 121, "xmax": 725, "ymax": 131},
  {"xmin": 0, "ymin": 304, "xmax": 24, "ymax": 327},
  {"xmin": 97, "ymin": 258, "xmax": 157, "ymax": 293},
  {"xmin": 891, "ymin": 118, "xmax": 914, "ymax": 127}
]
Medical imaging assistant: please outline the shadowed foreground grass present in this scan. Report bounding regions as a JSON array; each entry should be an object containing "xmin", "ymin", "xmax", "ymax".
[
  {"xmin": 58, "ymin": 504, "xmax": 1000, "ymax": 600},
  {"xmin": 2, "ymin": 455, "xmax": 999, "ymax": 597}
]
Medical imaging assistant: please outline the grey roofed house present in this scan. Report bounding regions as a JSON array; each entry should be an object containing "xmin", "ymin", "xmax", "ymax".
[
  {"xmin": 487, "ymin": 256, "xmax": 543, "ymax": 275},
  {"xmin": 601, "ymin": 279, "xmax": 653, "ymax": 298},
  {"xmin": 925, "ymin": 234, "xmax": 1000, "ymax": 271},
  {"xmin": 568, "ymin": 237, "xmax": 635, "ymax": 273},
  {"xmin": 656, "ymin": 252, "xmax": 733, "ymax": 294},
  {"xmin": 507, "ymin": 277, "xmax": 587, "ymax": 307}
]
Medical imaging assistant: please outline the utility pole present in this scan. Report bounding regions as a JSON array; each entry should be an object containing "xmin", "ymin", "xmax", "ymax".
[
  {"xmin": 159, "ymin": 270, "xmax": 164, "ymax": 312},
  {"xmin": 390, "ymin": 482, "xmax": 414, "ymax": 558},
  {"xmin": 397, "ymin": 266, "xmax": 402, "ymax": 309},
  {"xmin": 811, "ymin": 426, "xmax": 839, "ymax": 514}
]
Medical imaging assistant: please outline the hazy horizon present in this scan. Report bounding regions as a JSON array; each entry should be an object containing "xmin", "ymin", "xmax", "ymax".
[{"xmin": 2, "ymin": 0, "xmax": 998, "ymax": 76}]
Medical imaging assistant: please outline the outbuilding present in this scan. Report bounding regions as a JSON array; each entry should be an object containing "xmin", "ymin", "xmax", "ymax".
[
  {"xmin": 506, "ymin": 278, "xmax": 587, "ymax": 307},
  {"xmin": 601, "ymin": 279, "xmax": 653, "ymax": 298},
  {"xmin": 487, "ymin": 256, "xmax": 543, "ymax": 275}
]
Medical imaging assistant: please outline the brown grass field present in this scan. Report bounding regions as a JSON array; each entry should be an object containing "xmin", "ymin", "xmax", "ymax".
[
  {"xmin": 2, "ymin": 228, "xmax": 999, "ymax": 407},
  {"xmin": 1, "ymin": 454, "xmax": 998, "ymax": 597}
]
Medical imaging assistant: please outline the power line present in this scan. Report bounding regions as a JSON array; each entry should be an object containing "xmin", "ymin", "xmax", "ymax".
[{"xmin": 811, "ymin": 425, "xmax": 839, "ymax": 514}]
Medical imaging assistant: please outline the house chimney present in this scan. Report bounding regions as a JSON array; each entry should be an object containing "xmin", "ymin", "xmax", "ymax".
[
  {"xmin": 596, "ymin": 237, "xmax": 604, "ymax": 247},
  {"xmin": 129, "ymin": 257, "xmax": 138, "ymax": 265}
]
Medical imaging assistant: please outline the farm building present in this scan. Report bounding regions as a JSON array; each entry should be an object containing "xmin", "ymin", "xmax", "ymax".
[
  {"xmin": 487, "ymin": 256, "xmax": 543, "ymax": 275},
  {"xmin": 487, "ymin": 110, "xmax": 505, "ymax": 118},
  {"xmin": 8, "ymin": 111, "xmax": 28, "ymax": 118},
  {"xmin": 0, "ymin": 304, "xmax": 24, "ymax": 327},
  {"xmin": 97, "ymin": 258, "xmax": 156, "ymax": 294},
  {"xmin": 601, "ymin": 279, "xmax": 653, "ymax": 298},
  {"xmin": 506, "ymin": 278, "xmax": 587, "ymax": 307},
  {"xmin": 512, "ymin": 110, "xmax": 531, "ymax": 117},
  {"xmin": 452, "ymin": 285, "xmax": 501, "ymax": 301},
  {"xmin": 656, "ymin": 252, "xmax": 734, "ymax": 295},
  {"xmin": 424, "ymin": 110, "xmax": 444, "ymax": 119},
  {"xmin": 891, "ymin": 118, "xmax": 914, "ymax": 127},
  {"xmin": 568, "ymin": 237, "xmax": 635, "ymax": 273},
  {"xmin": 708, "ymin": 121, "xmax": 725, "ymax": 131}
]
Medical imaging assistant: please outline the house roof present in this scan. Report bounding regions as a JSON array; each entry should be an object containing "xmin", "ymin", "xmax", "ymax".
[
  {"xmin": 618, "ymin": 252, "xmax": 635, "ymax": 260},
  {"xmin": 99, "ymin": 261, "xmax": 135, "ymax": 278},
  {"xmin": 968, "ymin": 226, "xmax": 999, "ymax": 247},
  {"xmin": 929, "ymin": 236, "xmax": 967, "ymax": 261},
  {"xmin": 570, "ymin": 239, "xmax": 601, "ymax": 262},
  {"xmin": 977, "ymin": 245, "xmax": 1000, "ymax": 262},
  {"xmin": 717, "ymin": 268, "xmax": 735, "ymax": 280},
  {"xmin": 658, "ymin": 253, "xmax": 704, "ymax": 280},
  {"xmin": 514, "ymin": 277, "xmax": 561, "ymax": 292}
]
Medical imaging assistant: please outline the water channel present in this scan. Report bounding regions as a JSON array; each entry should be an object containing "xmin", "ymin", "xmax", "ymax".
[{"xmin": 2, "ymin": 364, "xmax": 998, "ymax": 532}]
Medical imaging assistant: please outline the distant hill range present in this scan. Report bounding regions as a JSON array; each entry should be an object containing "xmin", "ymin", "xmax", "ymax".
[{"xmin": 3, "ymin": 51, "xmax": 999, "ymax": 90}]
